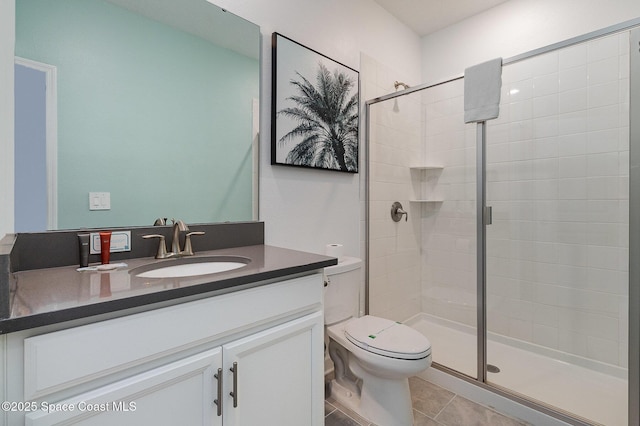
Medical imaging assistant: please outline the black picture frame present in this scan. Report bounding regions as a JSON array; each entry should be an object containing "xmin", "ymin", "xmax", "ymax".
[{"xmin": 271, "ymin": 32, "xmax": 359, "ymax": 173}]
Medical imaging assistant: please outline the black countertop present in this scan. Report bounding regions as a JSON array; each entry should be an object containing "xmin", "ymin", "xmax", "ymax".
[{"xmin": 2, "ymin": 244, "xmax": 336, "ymax": 334}]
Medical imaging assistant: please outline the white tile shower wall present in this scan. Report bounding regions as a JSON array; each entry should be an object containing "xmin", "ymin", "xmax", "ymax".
[
  {"xmin": 484, "ymin": 32, "xmax": 630, "ymax": 368},
  {"xmin": 363, "ymin": 54, "xmax": 423, "ymax": 322}
]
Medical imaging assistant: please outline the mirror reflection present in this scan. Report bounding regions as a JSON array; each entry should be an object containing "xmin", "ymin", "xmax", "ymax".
[{"xmin": 14, "ymin": 0, "xmax": 260, "ymax": 232}]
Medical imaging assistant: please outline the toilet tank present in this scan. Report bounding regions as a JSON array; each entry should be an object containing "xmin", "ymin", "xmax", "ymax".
[{"xmin": 324, "ymin": 257, "xmax": 362, "ymax": 325}]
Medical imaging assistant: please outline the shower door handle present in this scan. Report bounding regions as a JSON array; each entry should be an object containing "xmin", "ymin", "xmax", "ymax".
[{"xmin": 484, "ymin": 206, "xmax": 492, "ymax": 225}]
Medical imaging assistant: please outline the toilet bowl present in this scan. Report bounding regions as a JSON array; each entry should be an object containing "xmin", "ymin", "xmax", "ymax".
[
  {"xmin": 324, "ymin": 258, "xmax": 432, "ymax": 426},
  {"xmin": 327, "ymin": 316, "xmax": 431, "ymax": 426}
]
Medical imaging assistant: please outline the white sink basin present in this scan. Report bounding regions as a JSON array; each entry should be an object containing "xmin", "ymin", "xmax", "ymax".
[{"xmin": 133, "ymin": 256, "xmax": 250, "ymax": 279}]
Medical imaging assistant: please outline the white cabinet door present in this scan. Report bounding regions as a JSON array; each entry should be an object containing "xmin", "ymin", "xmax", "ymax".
[
  {"xmin": 25, "ymin": 348, "xmax": 222, "ymax": 426},
  {"xmin": 222, "ymin": 312, "xmax": 324, "ymax": 426}
]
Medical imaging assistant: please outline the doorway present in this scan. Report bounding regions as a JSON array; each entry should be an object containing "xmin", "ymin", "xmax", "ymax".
[{"xmin": 14, "ymin": 57, "xmax": 57, "ymax": 231}]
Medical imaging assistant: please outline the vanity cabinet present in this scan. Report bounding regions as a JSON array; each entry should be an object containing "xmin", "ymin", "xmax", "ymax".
[{"xmin": 4, "ymin": 273, "xmax": 325, "ymax": 426}]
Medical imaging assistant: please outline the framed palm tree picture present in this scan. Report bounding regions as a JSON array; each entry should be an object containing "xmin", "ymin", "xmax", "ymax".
[{"xmin": 271, "ymin": 33, "xmax": 359, "ymax": 173}]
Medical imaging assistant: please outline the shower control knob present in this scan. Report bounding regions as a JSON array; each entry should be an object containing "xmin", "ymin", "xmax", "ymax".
[{"xmin": 391, "ymin": 201, "xmax": 408, "ymax": 222}]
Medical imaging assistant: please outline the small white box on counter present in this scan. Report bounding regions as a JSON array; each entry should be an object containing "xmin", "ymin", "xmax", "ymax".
[{"xmin": 89, "ymin": 231, "xmax": 131, "ymax": 254}]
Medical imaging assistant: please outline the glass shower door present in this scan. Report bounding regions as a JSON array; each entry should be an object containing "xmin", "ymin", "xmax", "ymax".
[
  {"xmin": 419, "ymin": 79, "xmax": 478, "ymax": 378},
  {"xmin": 484, "ymin": 31, "xmax": 630, "ymax": 425},
  {"xmin": 366, "ymin": 73, "xmax": 479, "ymax": 379}
]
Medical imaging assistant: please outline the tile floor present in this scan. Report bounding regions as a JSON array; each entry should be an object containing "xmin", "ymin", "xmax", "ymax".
[{"xmin": 325, "ymin": 376, "xmax": 529, "ymax": 426}]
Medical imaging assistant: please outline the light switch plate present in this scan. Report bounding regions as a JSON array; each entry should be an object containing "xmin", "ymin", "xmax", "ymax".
[{"xmin": 89, "ymin": 192, "xmax": 111, "ymax": 210}]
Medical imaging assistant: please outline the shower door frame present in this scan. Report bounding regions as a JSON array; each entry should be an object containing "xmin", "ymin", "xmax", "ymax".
[{"xmin": 365, "ymin": 17, "xmax": 640, "ymax": 426}]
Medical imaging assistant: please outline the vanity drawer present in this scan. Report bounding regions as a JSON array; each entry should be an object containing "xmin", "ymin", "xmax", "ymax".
[{"xmin": 23, "ymin": 273, "xmax": 322, "ymax": 399}]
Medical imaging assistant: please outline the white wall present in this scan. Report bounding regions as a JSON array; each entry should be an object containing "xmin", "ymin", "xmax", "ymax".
[
  {"xmin": 211, "ymin": 0, "xmax": 422, "ymax": 257},
  {"xmin": 0, "ymin": 0, "xmax": 15, "ymax": 240},
  {"xmin": 421, "ymin": 0, "xmax": 640, "ymax": 84}
]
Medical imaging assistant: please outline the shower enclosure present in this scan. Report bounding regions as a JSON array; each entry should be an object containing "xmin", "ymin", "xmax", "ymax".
[{"xmin": 365, "ymin": 21, "xmax": 640, "ymax": 426}]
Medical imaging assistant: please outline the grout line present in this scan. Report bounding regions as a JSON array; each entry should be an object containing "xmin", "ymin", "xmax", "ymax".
[
  {"xmin": 413, "ymin": 408, "xmax": 447, "ymax": 426},
  {"xmin": 325, "ymin": 398, "xmax": 341, "ymax": 420},
  {"xmin": 325, "ymin": 400, "xmax": 368, "ymax": 426},
  {"xmin": 433, "ymin": 393, "xmax": 458, "ymax": 421},
  {"xmin": 325, "ymin": 405, "xmax": 337, "ymax": 417},
  {"xmin": 412, "ymin": 403, "xmax": 438, "ymax": 421}
]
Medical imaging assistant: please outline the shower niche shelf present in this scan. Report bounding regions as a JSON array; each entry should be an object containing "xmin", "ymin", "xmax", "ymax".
[
  {"xmin": 409, "ymin": 165, "xmax": 443, "ymax": 171},
  {"xmin": 410, "ymin": 165, "xmax": 443, "ymax": 204}
]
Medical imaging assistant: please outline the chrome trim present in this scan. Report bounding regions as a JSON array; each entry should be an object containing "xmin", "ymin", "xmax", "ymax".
[
  {"xmin": 365, "ymin": 75, "xmax": 463, "ymax": 106},
  {"xmin": 476, "ymin": 122, "xmax": 487, "ymax": 383},
  {"xmin": 629, "ymin": 26, "xmax": 640, "ymax": 426},
  {"xmin": 484, "ymin": 206, "xmax": 493, "ymax": 226},
  {"xmin": 364, "ymin": 101, "xmax": 371, "ymax": 315},
  {"xmin": 504, "ymin": 17, "xmax": 640, "ymax": 66}
]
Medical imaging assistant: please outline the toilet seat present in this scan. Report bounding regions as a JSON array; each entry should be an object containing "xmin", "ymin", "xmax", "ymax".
[{"xmin": 344, "ymin": 316, "xmax": 431, "ymax": 360}]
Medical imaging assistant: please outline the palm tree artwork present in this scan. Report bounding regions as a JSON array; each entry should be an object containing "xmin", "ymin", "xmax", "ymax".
[{"xmin": 277, "ymin": 63, "xmax": 359, "ymax": 173}]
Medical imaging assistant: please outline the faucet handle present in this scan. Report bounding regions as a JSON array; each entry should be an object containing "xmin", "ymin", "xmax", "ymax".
[
  {"xmin": 142, "ymin": 234, "xmax": 170, "ymax": 259},
  {"xmin": 182, "ymin": 231, "xmax": 205, "ymax": 256}
]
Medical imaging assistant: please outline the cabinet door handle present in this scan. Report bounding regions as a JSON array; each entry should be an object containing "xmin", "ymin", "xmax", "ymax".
[
  {"xmin": 214, "ymin": 368, "xmax": 222, "ymax": 417},
  {"xmin": 229, "ymin": 362, "xmax": 238, "ymax": 407}
]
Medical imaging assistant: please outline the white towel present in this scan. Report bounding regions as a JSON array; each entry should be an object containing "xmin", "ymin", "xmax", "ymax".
[{"xmin": 464, "ymin": 58, "xmax": 503, "ymax": 123}]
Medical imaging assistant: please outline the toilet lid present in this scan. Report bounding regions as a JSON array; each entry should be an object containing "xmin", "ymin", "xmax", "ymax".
[{"xmin": 344, "ymin": 316, "xmax": 431, "ymax": 360}]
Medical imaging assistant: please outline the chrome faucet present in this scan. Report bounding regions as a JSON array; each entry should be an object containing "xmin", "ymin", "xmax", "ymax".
[
  {"xmin": 153, "ymin": 217, "xmax": 168, "ymax": 226},
  {"xmin": 171, "ymin": 219, "xmax": 189, "ymax": 254},
  {"xmin": 143, "ymin": 219, "xmax": 205, "ymax": 259}
]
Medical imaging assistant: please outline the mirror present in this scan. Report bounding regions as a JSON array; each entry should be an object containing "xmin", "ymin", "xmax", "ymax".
[{"xmin": 14, "ymin": 0, "xmax": 260, "ymax": 231}]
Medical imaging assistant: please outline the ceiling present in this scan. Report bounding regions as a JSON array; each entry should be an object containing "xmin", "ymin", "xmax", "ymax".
[
  {"xmin": 373, "ymin": 0, "xmax": 510, "ymax": 36},
  {"xmin": 105, "ymin": 0, "xmax": 259, "ymax": 59}
]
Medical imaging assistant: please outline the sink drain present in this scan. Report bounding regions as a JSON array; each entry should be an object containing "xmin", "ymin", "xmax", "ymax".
[{"xmin": 487, "ymin": 364, "xmax": 500, "ymax": 373}]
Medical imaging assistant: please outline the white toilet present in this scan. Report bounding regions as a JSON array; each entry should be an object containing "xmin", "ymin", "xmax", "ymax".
[{"xmin": 324, "ymin": 257, "xmax": 432, "ymax": 426}]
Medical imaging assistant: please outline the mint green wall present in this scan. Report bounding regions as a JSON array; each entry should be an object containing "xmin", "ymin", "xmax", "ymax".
[{"xmin": 16, "ymin": 0, "xmax": 258, "ymax": 229}]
